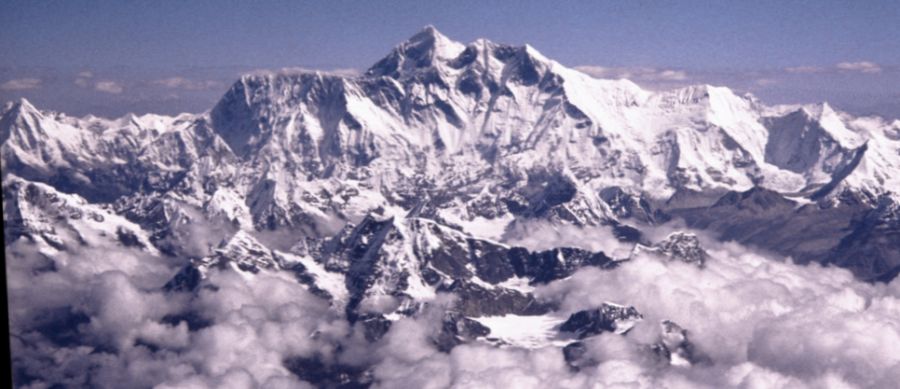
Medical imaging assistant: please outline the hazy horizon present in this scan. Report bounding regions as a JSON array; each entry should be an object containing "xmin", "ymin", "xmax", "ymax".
[{"xmin": 1, "ymin": 1, "xmax": 898, "ymax": 118}]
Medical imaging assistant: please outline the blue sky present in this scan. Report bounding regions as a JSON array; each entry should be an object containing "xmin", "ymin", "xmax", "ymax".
[{"xmin": 1, "ymin": 0, "xmax": 898, "ymax": 118}]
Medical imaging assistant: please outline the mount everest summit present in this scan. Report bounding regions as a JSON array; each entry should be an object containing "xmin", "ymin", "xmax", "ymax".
[{"xmin": 5, "ymin": 27, "xmax": 900, "ymax": 388}]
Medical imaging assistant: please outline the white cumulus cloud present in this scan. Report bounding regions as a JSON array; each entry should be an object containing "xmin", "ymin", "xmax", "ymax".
[
  {"xmin": 836, "ymin": 61, "xmax": 882, "ymax": 74},
  {"xmin": 74, "ymin": 71, "xmax": 94, "ymax": 87},
  {"xmin": 94, "ymin": 80, "xmax": 124, "ymax": 94},
  {"xmin": 1, "ymin": 78, "xmax": 42, "ymax": 91},
  {"xmin": 575, "ymin": 66, "xmax": 688, "ymax": 82}
]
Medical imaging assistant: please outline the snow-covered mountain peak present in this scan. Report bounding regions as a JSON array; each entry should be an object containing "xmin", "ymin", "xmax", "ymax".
[
  {"xmin": 1, "ymin": 99, "xmax": 41, "ymax": 144},
  {"xmin": 521, "ymin": 43, "xmax": 547, "ymax": 61},
  {"xmin": 769, "ymin": 103, "xmax": 862, "ymax": 149},
  {"xmin": 670, "ymin": 84, "xmax": 718, "ymax": 103},
  {"xmin": 657, "ymin": 84, "xmax": 754, "ymax": 116},
  {"xmin": 2, "ymin": 96, "xmax": 42, "ymax": 122},
  {"xmin": 366, "ymin": 25, "xmax": 466, "ymax": 78},
  {"xmin": 5, "ymin": 97, "xmax": 38, "ymax": 114},
  {"xmin": 410, "ymin": 25, "xmax": 464, "ymax": 58}
]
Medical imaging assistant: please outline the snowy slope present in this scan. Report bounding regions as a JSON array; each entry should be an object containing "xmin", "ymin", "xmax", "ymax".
[{"xmin": 3, "ymin": 27, "xmax": 899, "ymax": 280}]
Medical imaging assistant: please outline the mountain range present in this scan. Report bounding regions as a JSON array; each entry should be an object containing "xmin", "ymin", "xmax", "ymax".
[{"xmin": 5, "ymin": 26, "xmax": 900, "ymax": 387}]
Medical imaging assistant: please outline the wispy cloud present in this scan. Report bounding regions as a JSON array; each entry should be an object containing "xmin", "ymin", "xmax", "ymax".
[
  {"xmin": 785, "ymin": 66, "xmax": 823, "ymax": 74},
  {"xmin": 247, "ymin": 67, "xmax": 360, "ymax": 78},
  {"xmin": 836, "ymin": 61, "xmax": 882, "ymax": 74},
  {"xmin": 1, "ymin": 78, "xmax": 42, "ymax": 91},
  {"xmin": 786, "ymin": 61, "xmax": 883, "ymax": 75},
  {"xmin": 152, "ymin": 77, "xmax": 224, "ymax": 91},
  {"xmin": 94, "ymin": 80, "xmax": 124, "ymax": 94},
  {"xmin": 74, "ymin": 71, "xmax": 94, "ymax": 87},
  {"xmin": 575, "ymin": 66, "xmax": 688, "ymax": 82}
]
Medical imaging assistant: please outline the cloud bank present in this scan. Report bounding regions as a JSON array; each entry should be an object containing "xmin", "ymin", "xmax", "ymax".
[
  {"xmin": 7, "ymin": 219, "xmax": 900, "ymax": 388},
  {"xmin": 531, "ymin": 236, "xmax": 900, "ymax": 388}
]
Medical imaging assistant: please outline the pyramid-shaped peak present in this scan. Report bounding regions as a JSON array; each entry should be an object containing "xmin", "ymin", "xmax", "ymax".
[
  {"xmin": 402, "ymin": 25, "xmax": 465, "ymax": 59},
  {"xmin": 1, "ymin": 98, "xmax": 44, "ymax": 144},
  {"xmin": 410, "ymin": 25, "xmax": 445, "ymax": 41},
  {"xmin": 366, "ymin": 26, "xmax": 465, "ymax": 77},
  {"xmin": 786, "ymin": 103, "xmax": 862, "ymax": 148},
  {"xmin": 2, "ymin": 97, "xmax": 41, "ymax": 122},
  {"xmin": 7, "ymin": 98, "xmax": 38, "ymax": 113},
  {"xmin": 522, "ymin": 43, "xmax": 549, "ymax": 61},
  {"xmin": 796, "ymin": 102, "xmax": 844, "ymax": 121},
  {"xmin": 17, "ymin": 97, "xmax": 35, "ymax": 107}
]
